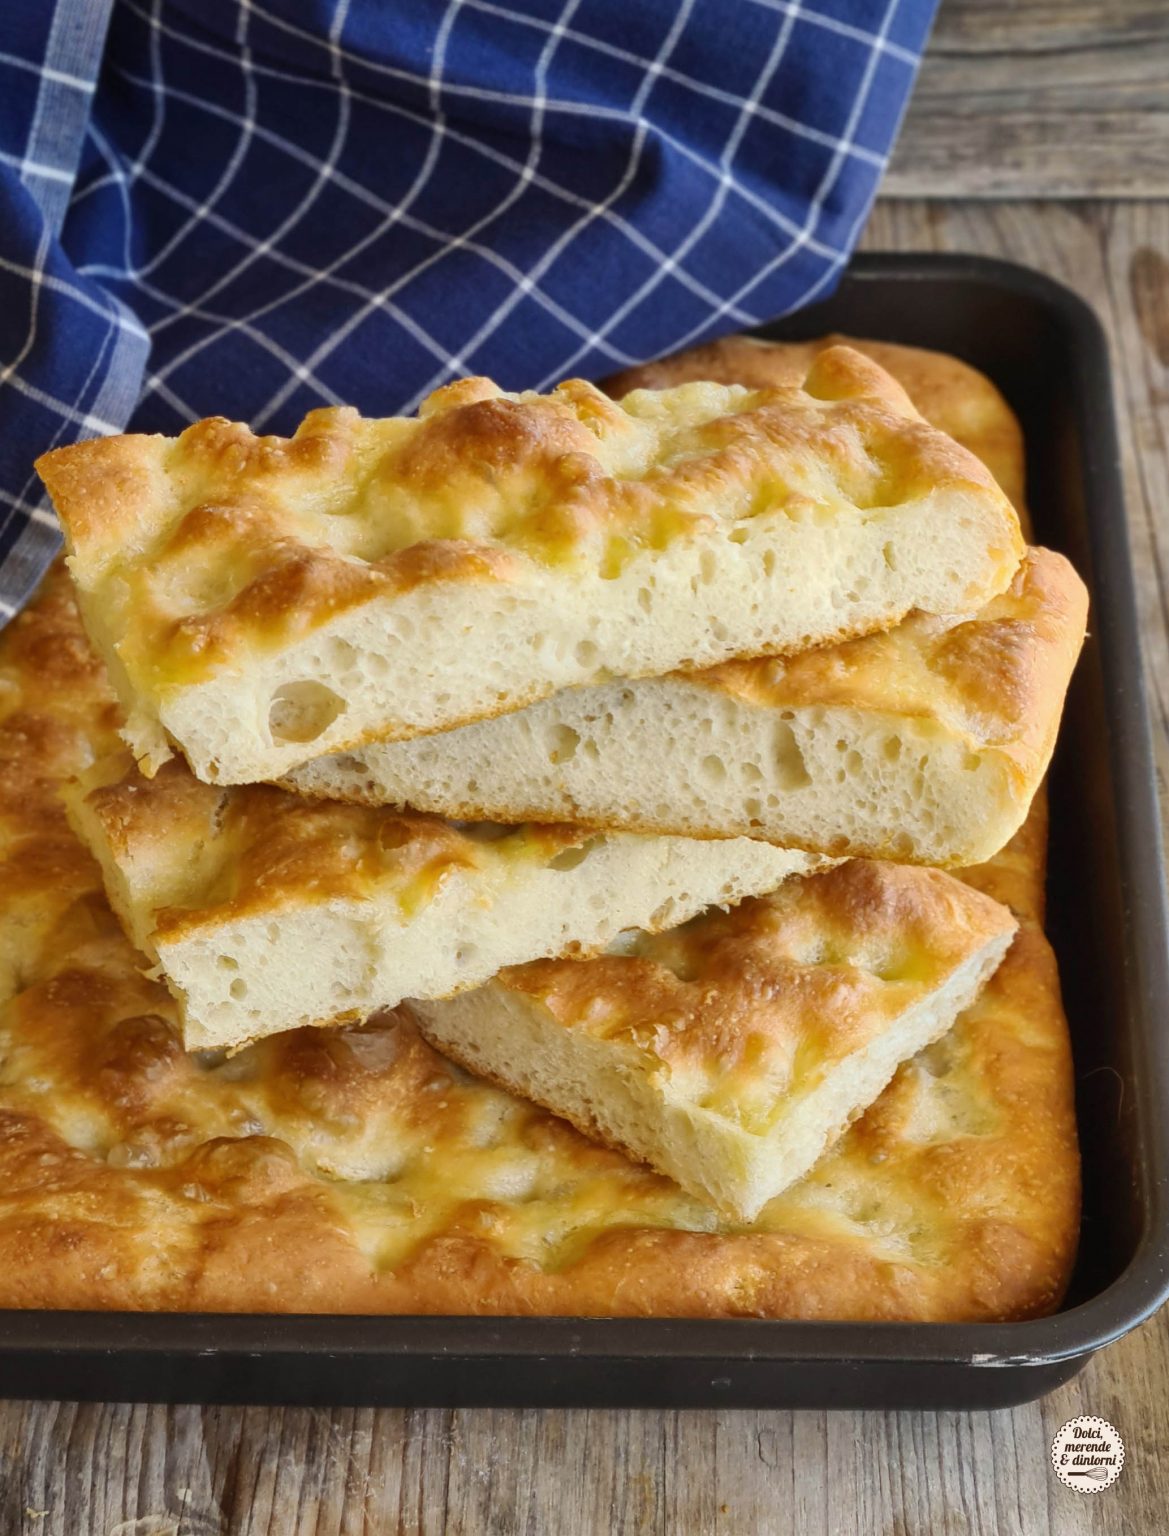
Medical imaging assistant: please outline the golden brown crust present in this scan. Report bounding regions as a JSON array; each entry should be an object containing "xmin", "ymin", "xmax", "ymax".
[
  {"xmin": 32, "ymin": 434, "xmax": 171, "ymax": 580},
  {"xmin": 500, "ymin": 860, "xmax": 1015, "ymax": 1107},
  {"xmin": 608, "ymin": 338, "xmax": 1064, "ymax": 759},
  {"xmin": 68, "ymin": 749, "xmax": 587, "ymax": 950},
  {"xmin": 275, "ymin": 340, "xmax": 1077, "ymax": 860},
  {"xmin": 590, "ymin": 336, "xmax": 1080, "ymax": 873},
  {"xmin": 0, "ymin": 339, "xmax": 1078, "ymax": 1322},
  {"xmin": 694, "ymin": 545, "xmax": 1086, "ymax": 791},
  {"xmin": 606, "ymin": 333, "xmax": 1030, "ymax": 525},
  {"xmin": 38, "ymin": 349, "xmax": 1022, "ymax": 703},
  {"xmin": 286, "ymin": 542, "xmax": 1085, "ymax": 871},
  {"xmin": 0, "ymin": 561, "xmax": 123, "ymax": 1000},
  {"xmin": 0, "ymin": 586, "xmax": 1079, "ymax": 1320},
  {"xmin": 0, "ymin": 839, "xmax": 1076, "ymax": 1318}
]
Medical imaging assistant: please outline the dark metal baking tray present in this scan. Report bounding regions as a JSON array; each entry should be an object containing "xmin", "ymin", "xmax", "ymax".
[{"xmin": 1, "ymin": 254, "xmax": 1166, "ymax": 1410}]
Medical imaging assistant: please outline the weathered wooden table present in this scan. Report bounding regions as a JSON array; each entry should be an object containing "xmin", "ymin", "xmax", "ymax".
[{"xmin": 3, "ymin": 3, "xmax": 1167, "ymax": 1531}]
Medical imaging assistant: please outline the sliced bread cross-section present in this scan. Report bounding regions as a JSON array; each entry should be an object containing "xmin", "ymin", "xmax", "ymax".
[
  {"xmin": 39, "ymin": 346, "xmax": 1022, "ymax": 784},
  {"xmin": 411, "ymin": 859, "xmax": 1017, "ymax": 1219},
  {"xmin": 291, "ymin": 546, "xmax": 1086, "ymax": 867},
  {"xmin": 65, "ymin": 751, "xmax": 829, "ymax": 1052}
]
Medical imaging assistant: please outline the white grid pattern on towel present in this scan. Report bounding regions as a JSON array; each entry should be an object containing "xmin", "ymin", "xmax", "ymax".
[{"xmin": 0, "ymin": 0, "xmax": 933, "ymax": 615}]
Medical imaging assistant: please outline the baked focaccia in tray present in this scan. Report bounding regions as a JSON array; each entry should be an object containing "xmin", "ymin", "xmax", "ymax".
[
  {"xmin": 36, "ymin": 345, "xmax": 1022, "ymax": 785},
  {"xmin": 0, "ymin": 568, "xmax": 1075, "ymax": 1320},
  {"xmin": 0, "ymin": 567, "xmax": 121, "ymax": 1001},
  {"xmin": 0, "ymin": 315, "xmax": 1080, "ymax": 1322},
  {"xmin": 291, "ymin": 544, "xmax": 1085, "ymax": 868}
]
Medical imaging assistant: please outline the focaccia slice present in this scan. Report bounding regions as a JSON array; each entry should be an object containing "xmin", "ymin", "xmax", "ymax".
[
  {"xmin": 410, "ymin": 860, "xmax": 1016, "ymax": 1219},
  {"xmin": 38, "ymin": 345, "xmax": 1022, "ymax": 785},
  {"xmin": 606, "ymin": 332, "xmax": 1031, "ymax": 517},
  {"xmin": 292, "ymin": 546, "xmax": 1086, "ymax": 867},
  {"xmin": 64, "ymin": 752, "xmax": 827, "ymax": 1052}
]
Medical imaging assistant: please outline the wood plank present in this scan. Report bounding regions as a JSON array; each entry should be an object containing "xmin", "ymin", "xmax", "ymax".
[
  {"xmin": 886, "ymin": 0, "xmax": 1169, "ymax": 198},
  {"xmin": 1, "ymin": 1311, "xmax": 1167, "ymax": 1536},
  {"xmin": 2, "ymin": 199, "xmax": 1168, "ymax": 1535}
]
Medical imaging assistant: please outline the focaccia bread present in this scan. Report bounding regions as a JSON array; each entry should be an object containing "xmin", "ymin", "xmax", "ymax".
[
  {"xmin": 289, "ymin": 336, "xmax": 1077, "ymax": 864},
  {"xmin": 65, "ymin": 751, "xmax": 825, "ymax": 1052},
  {"xmin": 412, "ymin": 860, "xmax": 1017, "ymax": 1219},
  {"xmin": 37, "ymin": 345, "xmax": 1022, "ymax": 785},
  {"xmin": 606, "ymin": 333, "xmax": 1030, "ymax": 515},
  {"xmin": 0, "ymin": 563, "xmax": 122, "ymax": 1003},
  {"xmin": 0, "ymin": 565, "xmax": 1076, "ymax": 1321},
  {"xmin": 291, "ymin": 545, "xmax": 1086, "ymax": 867}
]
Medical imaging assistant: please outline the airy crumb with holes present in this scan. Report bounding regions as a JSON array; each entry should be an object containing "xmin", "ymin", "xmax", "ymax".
[
  {"xmin": 0, "ymin": 567, "xmax": 1076, "ymax": 1324},
  {"xmin": 288, "ymin": 546, "xmax": 1086, "ymax": 868},
  {"xmin": 37, "ymin": 347, "xmax": 1022, "ymax": 784},
  {"xmin": 0, "ymin": 327, "xmax": 1081, "ymax": 1322},
  {"xmin": 411, "ymin": 858, "xmax": 1018, "ymax": 1219},
  {"xmin": 63, "ymin": 748, "xmax": 828, "ymax": 1051}
]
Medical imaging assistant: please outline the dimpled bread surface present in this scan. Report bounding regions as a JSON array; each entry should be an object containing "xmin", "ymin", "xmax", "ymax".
[
  {"xmin": 0, "ymin": 337, "xmax": 1078, "ymax": 1320},
  {"xmin": 286, "ymin": 333, "xmax": 1080, "ymax": 866},
  {"xmin": 37, "ymin": 346, "xmax": 1022, "ymax": 785},
  {"xmin": 411, "ymin": 859, "xmax": 1017, "ymax": 1220}
]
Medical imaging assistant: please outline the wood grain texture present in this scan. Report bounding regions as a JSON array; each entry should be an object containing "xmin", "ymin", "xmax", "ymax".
[
  {"xmin": 0, "ymin": 1308, "xmax": 1167, "ymax": 1535},
  {"xmin": 2, "ymin": 205, "xmax": 1169, "ymax": 1535},
  {"xmin": 885, "ymin": 0, "xmax": 1169, "ymax": 197}
]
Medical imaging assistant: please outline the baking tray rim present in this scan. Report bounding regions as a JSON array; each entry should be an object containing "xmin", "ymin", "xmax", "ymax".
[
  {"xmin": 0, "ymin": 1259, "xmax": 1166, "ymax": 1370},
  {"xmin": 1, "ymin": 251, "xmax": 1167, "ymax": 1385}
]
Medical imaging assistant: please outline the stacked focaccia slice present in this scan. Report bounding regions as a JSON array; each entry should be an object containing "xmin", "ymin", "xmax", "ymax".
[
  {"xmin": 30, "ymin": 338, "xmax": 1085, "ymax": 1281},
  {"xmin": 38, "ymin": 345, "xmax": 1023, "ymax": 784},
  {"xmin": 63, "ymin": 749, "xmax": 826, "ymax": 1051},
  {"xmin": 288, "ymin": 545, "xmax": 1082, "ymax": 867}
]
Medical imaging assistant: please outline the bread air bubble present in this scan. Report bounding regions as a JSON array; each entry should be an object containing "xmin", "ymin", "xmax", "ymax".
[{"xmin": 268, "ymin": 680, "xmax": 347, "ymax": 744}]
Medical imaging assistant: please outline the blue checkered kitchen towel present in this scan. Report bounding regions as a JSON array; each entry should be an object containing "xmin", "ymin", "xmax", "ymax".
[{"xmin": 0, "ymin": 0, "xmax": 937, "ymax": 619}]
